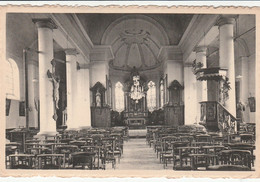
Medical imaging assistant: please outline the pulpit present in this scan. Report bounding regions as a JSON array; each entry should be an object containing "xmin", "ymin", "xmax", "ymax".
[{"xmin": 90, "ymin": 82, "xmax": 111, "ymax": 127}]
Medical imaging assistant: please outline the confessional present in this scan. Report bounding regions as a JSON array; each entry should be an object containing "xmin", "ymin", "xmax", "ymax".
[{"xmin": 164, "ymin": 80, "xmax": 184, "ymax": 126}]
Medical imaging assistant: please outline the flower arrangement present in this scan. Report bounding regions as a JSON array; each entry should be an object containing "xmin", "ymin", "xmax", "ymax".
[
  {"xmin": 192, "ymin": 59, "xmax": 204, "ymax": 74},
  {"xmin": 221, "ymin": 77, "xmax": 231, "ymax": 104}
]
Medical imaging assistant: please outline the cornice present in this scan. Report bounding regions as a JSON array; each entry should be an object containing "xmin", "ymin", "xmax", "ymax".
[
  {"xmin": 78, "ymin": 64, "xmax": 90, "ymax": 69},
  {"xmin": 179, "ymin": 14, "xmax": 220, "ymax": 62},
  {"xmin": 90, "ymin": 45, "xmax": 114, "ymax": 62},
  {"xmin": 50, "ymin": 14, "xmax": 93, "ymax": 62},
  {"xmin": 64, "ymin": 48, "xmax": 79, "ymax": 56},
  {"xmin": 216, "ymin": 15, "xmax": 237, "ymax": 27},
  {"xmin": 32, "ymin": 18, "xmax": 57, "ymax": 30},
  {"xmin": 157, "ymin": 46, "xmax": 183, "ymax": 62}
]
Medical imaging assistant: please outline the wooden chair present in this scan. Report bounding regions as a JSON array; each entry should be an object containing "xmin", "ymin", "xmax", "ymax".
[
  {"xmin": 171, "ymin": 141, "xmax": 190, "ymax": 170},
  {"xmin": 56, "ymin": 145, "xmax": 78, "ymax": 167},
  {"xmin": 9, "ymin": 154, "xmax": 36, "ymax": 169},
  {"xmin": 37, "ymin": 154, "xmax": 65, "ymax": 169},
  {"xmin": 207, "ymin": 149, "xmax": 252, "ymax": 171},
  {"xmin": 71, "ymin": 152, "xmax": 95, "ymax": 169},
  {"xmin": 195, "ymin": 134, "xmax": 211, "ymax": 143},
  {"xmin": 100, "ymin": 145, "xmax": 116, "ymax": 169},
  {"xmin": 227, "ymin": 143, "xmax": 255, "ymax": 167}
]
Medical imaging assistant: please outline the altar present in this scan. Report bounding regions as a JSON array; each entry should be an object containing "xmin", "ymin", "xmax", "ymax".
[
  {"xmin": 125, "ymin": 118, "xmax": 146, "ymax": 129},
  {"xmin": 123, "ymin": 67, "xmax": 148, "ymax": 129}
]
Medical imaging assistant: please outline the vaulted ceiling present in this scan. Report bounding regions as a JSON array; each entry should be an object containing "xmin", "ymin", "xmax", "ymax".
[
  {"xmin": 77, "ymin": 14, "xmax": 193, "ymax": 45},
  {"xmin": 77, "ymin": 14, "xmax": 193, "ymax": 71},
  {"xmin": 6, "ymin": 13, "xmax": 255, "ymax": 72}
]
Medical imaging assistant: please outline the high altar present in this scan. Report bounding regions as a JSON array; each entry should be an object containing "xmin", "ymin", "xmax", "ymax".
[{"xmin": 123, "ymin": 68, "xmax": 148, "ymax": 128}]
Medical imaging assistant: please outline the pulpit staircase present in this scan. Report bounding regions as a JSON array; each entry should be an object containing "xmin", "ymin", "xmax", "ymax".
[{"xmin": 200, "ymin": 101, "xmax": 237, "ymax": 133}]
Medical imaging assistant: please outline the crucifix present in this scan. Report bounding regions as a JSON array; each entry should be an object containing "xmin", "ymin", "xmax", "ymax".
[{"xmin": 47, "ymin": 59, "xmax": 60, "ymax": 121}]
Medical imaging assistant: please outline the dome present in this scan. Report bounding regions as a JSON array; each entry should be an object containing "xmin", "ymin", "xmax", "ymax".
[{"xmin": 102, "ymin": 15, "xmax": 169, "ymax": 71}]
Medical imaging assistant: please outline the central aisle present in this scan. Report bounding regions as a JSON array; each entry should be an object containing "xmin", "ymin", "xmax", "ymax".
[{"xmin": 115, "ymin": 138, "xmax": 164, "ymax": 170}]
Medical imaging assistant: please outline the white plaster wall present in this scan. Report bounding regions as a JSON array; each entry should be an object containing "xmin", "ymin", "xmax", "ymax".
[
  {"xmin": 166, "ymin": 60, "xmax": 184, "ymax": 85},
  {"xmin": 5, "ymin": 53, "xmax": 26, "ymax": 129},
  {"xmin": 75, "ymin": 68, "xmax": 91, "ymax": 127},
  {"xmin": 90, "ymin": 61, "xmax": 107, "ymax": 87},
  {"xmin": 6, "ymin": 100, "xmax": 26, "ymax": 129}
]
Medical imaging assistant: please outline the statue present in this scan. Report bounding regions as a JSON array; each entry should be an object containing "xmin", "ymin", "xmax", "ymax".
[
  {"xmin": 47, "ymin": 59, "xmax": 60, "ymax": 121},
  {"xmin": 47, "ymin": 70, "xmax": 60, "ymax": 110},
  {"xmin": 237, "ymin": 100, "xmax": 246, "ymax": 123},
  {"xmin": 96, "ymin": 89, "xmax": 101, "ymax": 107}
]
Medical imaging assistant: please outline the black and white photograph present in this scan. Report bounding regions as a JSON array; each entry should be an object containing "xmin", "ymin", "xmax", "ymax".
[{"xmin": 3, "ymin": 9, "xmax": 257, "ymax": 175}]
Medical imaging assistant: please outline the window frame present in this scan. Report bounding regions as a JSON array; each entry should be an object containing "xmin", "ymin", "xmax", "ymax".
[
  {"xmin": 5, "ymin": 58, "xmax": 20, "ymax": 100},
  {"xmin": 115, "ymin": 81, "xmax": 125, "ymax": 112},
  {"xmin": 147, "ymin": 80, "xmax": 156, "ymax": 111}
]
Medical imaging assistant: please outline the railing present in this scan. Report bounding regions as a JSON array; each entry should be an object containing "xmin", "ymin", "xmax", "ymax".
[
  {"xmin": 216, "ymin": 101, "xmax": 237, "ymax": 134},
  {"xmin": 200, "ymin": 101, "xmax": 237, "ymax": 134}
]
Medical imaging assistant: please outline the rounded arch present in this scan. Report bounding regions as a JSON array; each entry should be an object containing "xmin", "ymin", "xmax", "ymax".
[
  {"xmin": 235, "ymin": 37, "xmax": 250, "ymax": 58},
  {"xmin": 101, "ymin": 14, "xmax": 170, "ymax": 45},
  {"xmin": 6, "ymin": 58, "xmax": 20, "ymax": 100}
]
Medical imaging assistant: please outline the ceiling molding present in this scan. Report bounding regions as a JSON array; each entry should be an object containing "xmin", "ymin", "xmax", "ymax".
[
  {"xmin": 50, "ymin": 14, "xmax": 93, "ymax": 63},
  {"xmin": 101, "ymin": 14, "xmax": 170, "ymax": 45},
  {"xmin": 178, "ymin": 15, "xmax": 199, "ymax": 47},
  {"xmin": 179, "ymin": 14, "xmax": 220, "ymax": 62},
  {"xmin": 78, "ymin": 63, "xmax": 90, "ymax": 69},
  {"xmin": 72, "ymin": 14, "xmax": 94, "ymax": 48},
  {"xmin": 157, "ymin": 46, "xmax": 183, "ymax": 62},
  {"xmin": 90, "ymin": 45, "xmax": 114, "ymax": 62}
]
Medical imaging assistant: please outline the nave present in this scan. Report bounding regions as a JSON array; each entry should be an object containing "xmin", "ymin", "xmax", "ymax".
[{"xmin": 6, "ymin": 123, "xmax": 255, "ymax": 171}]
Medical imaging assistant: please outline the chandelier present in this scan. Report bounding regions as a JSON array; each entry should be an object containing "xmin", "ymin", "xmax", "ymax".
[{"xmin": 129, "ymin": 75, "xmax": 145, "ymax": 103}]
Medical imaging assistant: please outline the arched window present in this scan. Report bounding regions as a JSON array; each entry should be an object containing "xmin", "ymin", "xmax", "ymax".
[
  {"xmin": 160, "ymin": 79, "xmax": 164, "ymax": 107},
  {"xmin": 5, "ymin": 58, "xmax": 20, "ymax": 100},
  {"xmin": 115, "ymin": 82, "xmax": 124, "ymax": 112},
  {"xmin": 147, "ymin": 81, "xmax": 156, "ymax": 111}
]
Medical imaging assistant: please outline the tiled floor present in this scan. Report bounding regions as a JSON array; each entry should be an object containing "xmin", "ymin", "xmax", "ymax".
[{"xmin": 113, "ymin": 138, "xmax": 166, "ymax": 170}]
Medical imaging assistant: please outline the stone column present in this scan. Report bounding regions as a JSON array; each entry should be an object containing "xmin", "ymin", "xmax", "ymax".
[
  {"xmin": 240, "ymin": 56, "xmax": 249, "ymax": 122},
  {"xmin": 27, "ymin": 60, "xmax": 38, "ymax": 128},
  {"xmin": 184, "ymin": 64, "xmax": 198, "ymax": 125},
  {"xmin": 33, "ymin": 18, "xmax": 57, "ymax": 136},
  {"xmin": 218, "ymin": 16, "xmax": 236, "ymax": 116},
  {"xmin": 195, "ymin": 46, "xmax": 208, "ymax": 102},
  {"xmin": 77, "ymin": 67, "xmax": 91, "ymax": 128},
  {"xmin": 65, "ymin": 49, "xmax": 78, "ymax": 130},
  {"xmin": 195, "ymin": 46, "xmax": 207, "ymax": 123}
]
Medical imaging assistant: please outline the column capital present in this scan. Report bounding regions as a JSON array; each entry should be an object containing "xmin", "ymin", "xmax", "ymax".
[
  {"xmin": 194, "ymin": 46, "xmax": 207, "ymax": 53},
  {"xmin": 240, "ymin": 56, "xmax": 249, "ymax": 61},
  {"xmin": 32, "ymin": 18, "xmax": 58, "ymax": 29},
  {"xmin": 216, "ymin": 15, "xmax": 237, "ymax": 27},
  {"xmin": 79, "ymin": 63, "xmax": 90, "ymax": 69},
  {"xmin": 64, "ymin": 48, "xmax": 79, "ymax": 56},
  {"xmin": 184, "ymin": 62, "xmax": 193, "ymax": 67}
]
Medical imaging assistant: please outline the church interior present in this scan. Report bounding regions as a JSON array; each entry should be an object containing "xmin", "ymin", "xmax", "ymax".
[{"xmin": 5, "ymin": 13, "xmax": 256, "ymax": 170}]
